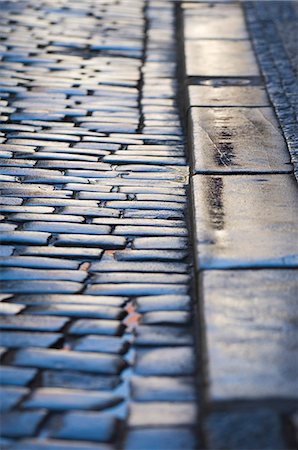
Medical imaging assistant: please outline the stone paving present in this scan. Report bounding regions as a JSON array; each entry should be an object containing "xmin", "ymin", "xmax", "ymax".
[
  {"xmin": 0, "ymin": 1, "xmax": 198, "ymax": 449},
  {"xmin": 0, "ymin": 0, "xmax": 298, "ymax": 450}
]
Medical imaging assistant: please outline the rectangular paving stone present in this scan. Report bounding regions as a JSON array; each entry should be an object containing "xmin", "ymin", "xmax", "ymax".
[
  {"xmin": 0, "ymin": 366, "xmax": 37, "ymax": 386},
  {"xmin": 20, "ymin": 246, "xmax": 103, "ymax": 259},
  {"xmin": 92, "ymin": 273, "xmax": 189, "ymax": 285},
  {"xmin": 115, "ymin": 250, "xmax": 187, "ymax": 262},
  {"xmin": 135, "ymin": 295, "xmax": 191, "ymax": 312},
  {"xmin": 9, "ymin": 213, "xmax": 85, "ymax": 223},
  {"xmin": 0, "ymin": 268, "xmax": 87, "ymax": 282},
  {"xmin": 202, "ymin": 269, "xmax": 298, "ymax": 401},
  {"xmin": 73, "ymin": 335, "xmax": 127, "ymax": 355},
  {"xmin": 69, "ymin": 319, "xmax": 123, "ymax": 336},
  {"xmin": 135, "ymin": 347, "xmax": 195, "ymax": 376},
  {"xmin": 189, "ymin": 107, "xmax": 290, "ymax": 173},
  {"xmin": 0, "ymin": 256, "xmax": 79, "ymax": 269},
  {"xmin": 192, "ymin": 174, "xmax": 298, "ymax": 268},
  {"xmin": 41, "ymin": 370, "xmax": 120, "ymax": 391},
  {"xmin": 0, "ymin": 280, "xmax": 82, "ymax": 294},
  {"xmin": 13, "ymin": 348, "xmax": 125, "ymax": 375},
  {"xmin": 0, "ymin": 331, "xmax": 62, "ymax": 349},
  {"xmin": 86, "ymin": 283, "xmax": 187, "ymax": 297},
  {"xmin": 206, "ymin": 410, "xmax": 286, "ymax": 450},
  {"xmin": 183, "ymin": 2, "xmax": 248, "ymax": 40},
  {"xmin": 128, "ymin": 402, "xmax": 197, "ymax": 427},
  {"xmin": 135, "ymin": 325, "xmax": 194, "ymax": 346},
  {"xmin": 1, "ymin": 231, "xmax": 50, "ymax": 245},
  {"xmin": 90, "ymin": 261, "xmax": 188, "ymax": 273},
  {"xmin": 13, "ymin": 295, "xmax": 126, "ymax": 307},
  {"xmin": 12, "ymin": 439, "xmax": 112, "ymax": 450},
  {"xmin": 133, "ymin": 236, "xmax": 188, "ymax": 250},
  {"xmin": 23, "ymin": 222, "xmax": 111, "ymax": 235},
  {"xmin": 185, "ymin": 40, "xmax": 259, "ymax": 77},
  {"xmin": 26, "ymin": 304, "xmax": 124, "ymax": 320},
  {"xmin": 1, "ymin": 410, "xmax": 47, "ymax": 438},
  {"xmin": 24, "ymin": 387, "xmax": 122, "ymax": 411},
  {"xmin": 51, "ymin": 411, "xmax": 118, "ymax": 443},
  {"xmin": 131, "ymin": 376, "xmax": 196, "ymax": 401},
  {"xmin": 188, "ymin": 85, "xmax": 269, "ymax": 107},
  {"xmin": 55, "ymin": 234, "xmax": 126, "ymax": 249},
  {"xmin": 0, "ymin": 386, "xmax": 28, "ymax": 412},
  {"xmin": 124, "ymin": 427, "xmax": 197, "ymax": 450}
]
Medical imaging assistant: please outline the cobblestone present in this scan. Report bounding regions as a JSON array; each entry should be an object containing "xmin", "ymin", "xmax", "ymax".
[
  {"xmin": 24, "ymin": 388, "xmax": 122, "ymax": 412},
  {"xmin": 50, "ymin": 411, "xmax": 118, "ymax": 443},
  {"xmin": 0, "ymin": 366, "xmax": 37, "ymax": 387},
  {"xmin": 13, "ymin": 348, "xmax": 125, "ymax": 375},
  {"xmin": 1, "ymin": 0, "xmax": 194, "ymax": 447},
  {"xmin": 1, "ymin": 410, "xmax": 47, "ymax": 438}
]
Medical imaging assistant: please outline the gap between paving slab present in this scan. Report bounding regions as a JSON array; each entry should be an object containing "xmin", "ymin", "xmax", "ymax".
[{"xmin": 178, "ymin": 1, "xmax": 298, "ymax": 448}]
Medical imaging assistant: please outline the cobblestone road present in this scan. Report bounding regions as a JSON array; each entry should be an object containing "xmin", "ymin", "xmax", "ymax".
[
  {"xmin": 1, "ymin": 1, "xmax": 298, "ymax": 449},
  {"xmin": 0, "ymin": 1, "xmax": 198, "ymax": 449}
]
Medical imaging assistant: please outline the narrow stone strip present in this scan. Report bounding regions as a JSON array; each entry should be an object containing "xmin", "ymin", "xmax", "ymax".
[{"xmin": 180, "ymin": 1, "xmax": 298, "ymax": 449}]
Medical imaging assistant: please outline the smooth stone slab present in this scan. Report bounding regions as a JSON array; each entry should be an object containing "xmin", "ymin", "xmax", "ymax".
[
  {"xmin": 192, "ymin": 174, "xmax": 298, "ymax": 268},
  {"xmin": 131, "ymin": 376, "xmax": 196, "ymax": 401},
  {"xmin": 202, "ymin": 270, "xmax": 298, "ymax": 401},
  {"xmin": 188, "ymin": 85, "xmax": 269, "ymax": 107},
  {"xmin": 124, "ymin": 427, "xmax": 197, "ymax": 450},
  {"xmin": 128, "ymin": 402, "xmax": 197, "ymax": 427},
  {"xmin": 183, "ymin": 3, "xmax": 248, "ymax": 40},
  {"xmin": 189, "ymin": 107, "xmax": 290, "ymax": 173},
  {"xmin": 206, "ymin": 410, "xmax": 286, "ymax": 450},
  {"xmin": 186, "ymin": 40, "xmax": 259, "ymax": 77}
]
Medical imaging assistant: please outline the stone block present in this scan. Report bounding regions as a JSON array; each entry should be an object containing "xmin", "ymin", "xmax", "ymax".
[
  {"xmin": 192, "ymin": 174, "xmax": 298, "ymax": 268},
  {"xmin": 189, "ymin": 107, "xmax": 290, "ymax": 173}
]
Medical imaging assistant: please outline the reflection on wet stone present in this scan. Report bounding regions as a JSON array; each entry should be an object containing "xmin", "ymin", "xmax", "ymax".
[{"xmin": 207, "ymin": 177, "xmax": 225, "ymax": 231}]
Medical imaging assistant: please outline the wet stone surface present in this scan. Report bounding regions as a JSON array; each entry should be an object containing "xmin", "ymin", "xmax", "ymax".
[
  {"xmin": 189, "ymin": 107, "xmax": 290, "ymax": 174},
  {"xmin": 0, "ymin": 0, "xmax": 196, "ymax": 448},
  {"xmin": 192, "ymin": 174, "xmax": 298, "ymax": 269},
  {"xmin": 202, "ymin": 269, "xmax": 298, "ymax": 401}
]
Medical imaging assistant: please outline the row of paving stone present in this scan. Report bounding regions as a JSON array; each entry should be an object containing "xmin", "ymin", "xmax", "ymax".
[
  {"xmin": 181, "ymin": 2, "xmax": 298, "ymax": 449},
  {"xmin": 0, "ymin": 1, "xmax": 199, "ymax": 449}
]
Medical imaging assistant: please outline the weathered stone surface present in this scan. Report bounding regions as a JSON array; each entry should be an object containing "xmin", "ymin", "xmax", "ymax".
[
  {"xmin": 128, "ymin": 402, "xmax": 197, "ymax": 427},
  {"xmin": 189, "ymin": 108, "xmax": 290, "ymax": 173},
  {"xmin": 0, "ymin": 315, "xmax": 68, "ymax": 332},
  {"xmin": 12, "ymin": 439, "xmax": 112, "ymax": 450},
  {"xmin": 0, "ymin": 387, "xmax": 28, "ymax": 412},
  {"xmin": 69, "ymin": 319, "xmax": 123, "ymax": 336},
  {"xmin": 135, "ymin": 347, "xmax": 195, "ymax": 376},
  {"xmin": 192, "ymin": 174, "xmax": 298, "ymax": 268},
  {"xmin": 0, "ymin": 331, "xmax": 62, "ymax": 349},
  {"xmin": 73, "ymin": 335, "xmax": 127, "ymax": 354},
  {"xmin": 51, "ymin": 411, "xmax": 118, "ymax": 442},
  {"xmin": 202, "ymin": 270, "xmax": 298, "ymax": 401},
  {"xmin": 0, "ymin": 366, "xmax": 37, "ymax": 386},
  {"xmin": 1, "ymin": 410, "xmax": 47, "ymax": 438},
  {"xmin": 135, "ymin": 295, "xmax": 191, "ymax": 312},
  {"xmin": 185, "ymin": 40, "xmax": 259, "ymax": 77},
  {"xmin": 124, "ymin": 428, "xmax": 197, "ymax": 450},
  {"xmin": 0, "ymin": 280, "xmax": 81, "ymax": 294},
  {"xmin": 135, "ymin": 325, "xmax": 193, "ymax": 346},
  {"xmin": 188, "ymin": 85, "xmax": 269, "ymax": 107},
  {"xmin": 24, "ymin": 388, "xmax": 122, "ymax": 411},
  {"xmin": 131, "ymin": 376, "xmax": 196, "ymax": 401},
  {"xmin": 206, "ymin": 410, "xmax": 286, "ymax": 450},
  {"xmin": 183, "ymin": 3, "xmax": 248, "ymax": 40},
  {"xmin": 13, "ymin": 347, "xmax": 125, "ymax": 375}
]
